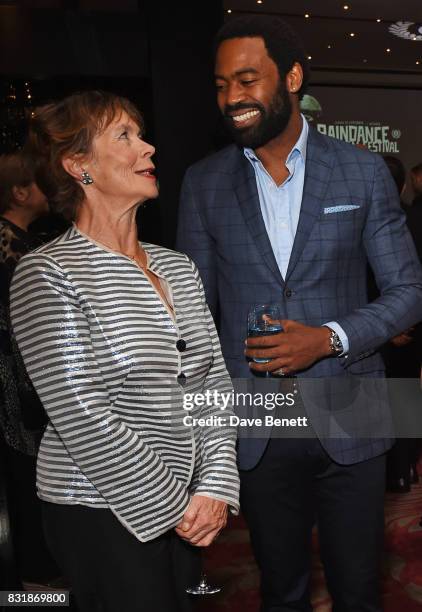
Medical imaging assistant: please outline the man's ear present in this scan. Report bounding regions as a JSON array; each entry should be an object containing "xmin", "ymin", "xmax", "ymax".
[
  {"xmin": 12, "ymin": 185, "xmax": 31, "ymax": 203},
  {"xmin": 286, "ymin": 62, "xmax": 304, "ymax": 95}
]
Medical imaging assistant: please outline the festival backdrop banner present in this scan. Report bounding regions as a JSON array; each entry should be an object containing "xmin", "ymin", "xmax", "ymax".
[{"xmin": 301, "ymin": 86, "xmax": 422, "ymax": 202}]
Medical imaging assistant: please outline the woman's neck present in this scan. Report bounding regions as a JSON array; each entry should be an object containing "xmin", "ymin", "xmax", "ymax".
[{"xmin": 75, "ymin": 200, "xmax": 143, "ymax": 259}]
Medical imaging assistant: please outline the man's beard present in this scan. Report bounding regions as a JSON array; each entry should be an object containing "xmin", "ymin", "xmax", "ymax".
[{"xmin": 223, "ymin": 82, "xmax": 292, "ymax": 149}]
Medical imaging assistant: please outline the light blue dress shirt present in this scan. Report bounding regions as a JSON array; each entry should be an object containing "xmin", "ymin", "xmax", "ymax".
[{"xmin": 244, "ymin": 115, "xmax": 349, "ymax": 354}]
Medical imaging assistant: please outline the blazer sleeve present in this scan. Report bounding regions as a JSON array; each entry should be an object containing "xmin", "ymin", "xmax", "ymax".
[
  {"xmin": 176, "ymin": 168, "xmax": 219, "ymax": 319},
  {"xmin": 10, "ymin": 253, "xmax": 189, "ymax": 540},
  {"xmin": 336, "ymin": 155, "xmax": 422, "ymax": 365},
  {"xmin": 188, "ymin": 258, "xmax": 240, "ymax": 514}
]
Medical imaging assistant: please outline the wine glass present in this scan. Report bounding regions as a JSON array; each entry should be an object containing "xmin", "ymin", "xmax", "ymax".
[{"xmin": 247, "ymin": 303, "xmax": 283, "ymax": 375}]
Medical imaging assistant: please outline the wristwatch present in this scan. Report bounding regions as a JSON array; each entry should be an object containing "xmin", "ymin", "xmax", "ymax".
[{"xmin": 325, "ymin": 327, "xmax": 344, "ymax": 356}]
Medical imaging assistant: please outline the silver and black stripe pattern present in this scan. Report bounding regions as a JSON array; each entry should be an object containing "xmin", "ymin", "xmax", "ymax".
[{"xmin": 10, "ymin": 226, "xmax": 239, "ymax": 542}]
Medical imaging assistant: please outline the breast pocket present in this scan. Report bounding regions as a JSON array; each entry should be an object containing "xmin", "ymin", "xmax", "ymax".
[
  {"xmin": 305, "ymin": 206, "xmax": 367, "ymax": 269},
  {"xmin": 318, "ymin": 207, "xmax": 365, "ymax": 223}
]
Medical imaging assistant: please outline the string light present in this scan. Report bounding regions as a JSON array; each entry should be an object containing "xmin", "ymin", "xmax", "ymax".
[
  {"xmin": 416, "ymin": 60, "xmax": 420, "ymax": 65},
  {"xmin": 257, "ymin": 0, "xmax": 263, "ymax": 4},
  {"xmin": 327, "ymin": 44, "xmax": 332, "ymax": 49},
  {"xmin": 386, "ymin": 48, "xmax": 391, "ymax": 53},
  {"xmin": 227, "ymin": 8, "xmax": 231, "ymax": 12},
  {"xmin": 343, "ymin": 5, "xmax": 349, "ymax": 9},
  {"xmin": 307, "ymin": 55, "xmax": 312, "ymax": 60},
  {"xmin": 350, "ymin": 32, "xmax": 355, "ymax": 37},
  {"xmin": 305, "ymin": 14, "xmax": 310, "ymax": 18},
  {"xmin": 376, "ymin": 18, "xmax": 381, "ymax": 23}
]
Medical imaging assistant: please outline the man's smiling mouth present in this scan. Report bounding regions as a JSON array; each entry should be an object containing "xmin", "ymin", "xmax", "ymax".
[{"xmin": 230, "ymin": 109, "xmax": 260, "ymax": 125}]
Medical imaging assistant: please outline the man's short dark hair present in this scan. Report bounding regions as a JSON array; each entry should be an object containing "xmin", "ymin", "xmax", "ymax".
[
  {"xmin": 383, "ymin": 156, "xmax": 406, "ymax": 195},
  {"xmin": 214, "ymin": 15, "xmax": 310, "ymax": 99}
]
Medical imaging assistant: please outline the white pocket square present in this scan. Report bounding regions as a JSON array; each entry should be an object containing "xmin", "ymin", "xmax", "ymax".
[{"xmin": 324, "ymin": 205, "xmax": 360, "ymax": 214}]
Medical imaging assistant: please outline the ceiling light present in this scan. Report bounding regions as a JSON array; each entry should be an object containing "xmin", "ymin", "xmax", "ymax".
[
  {"xmin": 376, "ymin": 18, "xmax": 381, "ymax": 23},
  {"xmin": 305, "ymin": 13, "xmax": 310, "ymax": 18},
  {"xmin": 227, "ymin": 9, "xmax": 232, "ymax": 13},
  {"xmin": 386, "ymin": 48, "xmax": 391, "ymax": 52},
  {"xmin": 307, "ymin": 55, "xmax": 312, "ymax": 60},
  {"xmin": 343, "ymin": 5, "xmax": 349, "ymax": 9},
  {"xmin": 416, "ymin": 60, "xmax": 420, "ymax": 65},
  {"xmin": 350, "ymin": 32, "xmax": 355, "ymax": 37},
  {"xmin": 257, "ymin": 0, "xmax": 263, "ymax": 3}
]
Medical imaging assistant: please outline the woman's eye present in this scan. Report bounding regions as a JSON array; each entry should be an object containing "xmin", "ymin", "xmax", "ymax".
[
  {"xmin": 119, "ymin": 131, "xmax": 129, "ymax": 139},
  {"xmin": 241, "ymin": 80, "xmax": 256, "ymax": 86}
]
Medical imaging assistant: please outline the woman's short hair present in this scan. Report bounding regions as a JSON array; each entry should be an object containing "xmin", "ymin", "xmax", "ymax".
[
  {"xmin": 0, "ymin": 152, "xmax": 36, "ymax": 215},
  {"xmin": 214, "ymin": 15, "xmax": 310, "ymax": 99},
  {"xmin": 26, "ymin": 90, "xmax": 144, "ymax": 221}
]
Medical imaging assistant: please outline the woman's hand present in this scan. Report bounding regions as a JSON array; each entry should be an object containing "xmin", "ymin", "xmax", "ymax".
[{"xmin": 175, "ymin": 494, "xmax": 228, "ymax": 546}]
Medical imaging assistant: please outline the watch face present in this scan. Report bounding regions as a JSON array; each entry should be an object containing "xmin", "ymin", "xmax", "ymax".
[
  {"xmin": 334, "ymin": 335, "xmax": 343, "ymax": 353},
  {"xmin": 331, "ymin": 331, "xmax": 343, "ymax": 354}
]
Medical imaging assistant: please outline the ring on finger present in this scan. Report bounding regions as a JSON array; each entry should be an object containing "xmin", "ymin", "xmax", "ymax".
[{"xmin": 274, "ymin": 367, "xmax": 285, "ymax": 376}]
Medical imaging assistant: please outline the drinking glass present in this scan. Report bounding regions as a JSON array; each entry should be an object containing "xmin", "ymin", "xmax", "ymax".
[{"xmin": 247, "ymin": 304, "xmax": 283, "ymax": 375}]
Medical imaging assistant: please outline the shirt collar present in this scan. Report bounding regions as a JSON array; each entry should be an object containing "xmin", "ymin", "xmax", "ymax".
[{"xmin": 243, "ymin": 114, "xmax": 309, "ymax": 166}]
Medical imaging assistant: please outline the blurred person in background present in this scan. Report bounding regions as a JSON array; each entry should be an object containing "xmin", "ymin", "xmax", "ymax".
[
  {"xmin": 409, "ymin": 163, "xmax": 422, "ymax": 261},
  {"xmin": 383, "ymin": 155, "xmax": 406, "ymax": 209},
  {"xmin": 0, "ymin": 151, "xmax": 60, "ymax": 588},
  {"xmin": 382, "ymin": 156, "xmax": 421, "ymax": 492}
]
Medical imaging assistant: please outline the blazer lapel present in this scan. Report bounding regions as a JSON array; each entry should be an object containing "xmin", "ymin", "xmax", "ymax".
[
  {"xmin": 285, "ymin": 127, "xmax": 334, "ymax": 281},
  {"xmin": 232, "ymin": 149, "xmax": 285, "ymax": 286}
]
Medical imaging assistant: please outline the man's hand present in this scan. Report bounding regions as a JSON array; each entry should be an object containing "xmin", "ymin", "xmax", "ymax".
[
  {"xmin": 390, "ymin": 328, "xmax": 414, "ymax": 347},
  {"xmin": 175, "ymin": 495, "xmax": 228, "ymax": 547},
  {"xmin": 245, "ymin": 320, "xmax": 332, "ymax": 376}
]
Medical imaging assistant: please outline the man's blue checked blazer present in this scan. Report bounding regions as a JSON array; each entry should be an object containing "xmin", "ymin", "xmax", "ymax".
[{"xmin": 177, "ymin": 127, "xmax": 422, "ymax": 469}]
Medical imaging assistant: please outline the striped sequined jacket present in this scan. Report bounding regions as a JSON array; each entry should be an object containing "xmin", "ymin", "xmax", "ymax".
[{"xmin": 10, "ymin": 226, "xmax": 239, "ymax": 542}]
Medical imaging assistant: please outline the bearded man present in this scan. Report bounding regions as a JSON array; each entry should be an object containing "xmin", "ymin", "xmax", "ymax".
[{"xmin": 177, "ymin": 15, "xmax": 422, "ymax": 612}]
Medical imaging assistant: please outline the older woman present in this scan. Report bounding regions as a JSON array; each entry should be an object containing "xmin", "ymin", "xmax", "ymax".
[{"xmin": 10, "ymin": 91, "xmax": 239, "ymax": 612}]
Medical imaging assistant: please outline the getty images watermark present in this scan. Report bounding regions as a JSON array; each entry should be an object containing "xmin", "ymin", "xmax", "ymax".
[{"xmin": 182, "ymin": 389, "xmax": 308, "ymax": 429}]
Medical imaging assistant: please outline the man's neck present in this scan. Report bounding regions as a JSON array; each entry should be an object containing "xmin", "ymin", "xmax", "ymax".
[{"xmin": 253, "ymin": 111, "xmax": 303, "ymax": 185}]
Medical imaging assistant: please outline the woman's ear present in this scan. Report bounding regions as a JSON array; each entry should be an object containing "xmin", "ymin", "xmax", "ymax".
[{"xmin": 62, "ymin": 155, "xmax": 87, "ymax": 182}]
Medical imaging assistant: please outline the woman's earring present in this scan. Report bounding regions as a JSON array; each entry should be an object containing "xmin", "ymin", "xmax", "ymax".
[{"xmin": 81, "ymin": 171, "xmax": 93, "ymax": 185}]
